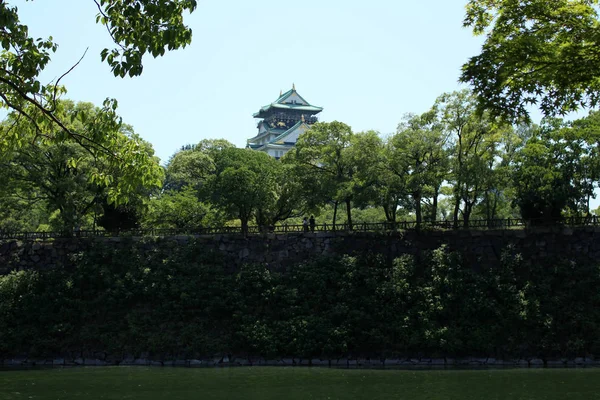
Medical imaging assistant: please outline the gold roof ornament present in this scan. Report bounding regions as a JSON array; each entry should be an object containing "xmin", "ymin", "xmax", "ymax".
[
  {"xmin": 292, "ymin": 83, "xmax": 296, "ymax": 91},
  {"xmin": 301, "ymin": 114, "xmax": 305, "ymax": 122},
  {"xmin": 280, "ymin": 89, "xmax": 282, "ymax": 96}
]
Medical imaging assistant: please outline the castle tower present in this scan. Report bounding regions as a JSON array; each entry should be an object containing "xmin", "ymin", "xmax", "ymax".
[{"xmin": 247, "ymin": 85, "xmax": 323, "ymax": 159}]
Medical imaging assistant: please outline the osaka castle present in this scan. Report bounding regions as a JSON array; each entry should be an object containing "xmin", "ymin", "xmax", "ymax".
[{"xmin": 247, "ymin": 85, "xmax": 323, "ymax": 159}]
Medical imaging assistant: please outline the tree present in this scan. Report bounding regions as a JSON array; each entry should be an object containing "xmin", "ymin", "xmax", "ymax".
[
  {"xmin": 209, "ymin": 148, "xmax": 280, "ymax": 235},
  {"xmin": 292, "ymin": 121, "xmax": 357, "ymax": 229},
  {"xmin": 160, "ymin": 141, "xmax": 301, "ymax": 233},
  {"xmin": 461, "ymin": 0, "xmax": 600, "ymax": 121},
  {"xmin": 473, "ymin": 124, "xmax": 531, "ymax": 222},
  {"xmin": 0, "ymin": 100, "xmax": 162, "ymax": 233},
  {"xmin": 163, "ymin": 139, "xmax": 236, "ymax": 192},
  {"xmin": 511, "ymin": 117, "xmax": 600, "ymax": 222},
  {"xmin": 143, "ymin": 186, "xmax": 225, "ymax": 230},
  {"xmin": 435, "ymin": 90, "xmax": 502, "ymax": 227},
  {"xmin": 97, "ymin": 201, "xmax": 142, "ymax": 232},
  {"xmin": 347, "ymin": 131, "xmax": 405, "ymax": 224},
  {"xmin": 388, "ymin": 112, "xmax": 449, "ymax": 228},
  {"xmin": 0, "ymin": 1, "xmax": 197, "ymax": 201}
]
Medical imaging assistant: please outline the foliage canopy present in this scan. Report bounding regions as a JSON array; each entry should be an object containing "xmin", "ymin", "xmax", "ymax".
[{"xmin": 461, "ymin": 0, "xmax": 600, "ymax": 121}]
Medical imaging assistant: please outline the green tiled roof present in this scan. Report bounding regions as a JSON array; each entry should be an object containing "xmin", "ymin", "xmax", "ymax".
[
  {"xmin": 247, "ymin": 127, "xmax": 285, "ymax": 143},
  {"xmin": 253, "ymin": 87, "xmax": 323, "ymax": 118},
  {"xmin": 247, "ymin": 121, "xmax": 308, "ymax": 147},
  {"xmin": 271, "ymin": 120, "xmax": 305, "ymax": 143}
]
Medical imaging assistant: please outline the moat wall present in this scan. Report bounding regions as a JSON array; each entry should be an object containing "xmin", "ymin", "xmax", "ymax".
[
  {"xmin": 2, "ymin": 227, "xmax": 600, "ymax": 365},
  {"xmin": 1, "ymin": 226, "xmax": 598, "ymax": 273}
]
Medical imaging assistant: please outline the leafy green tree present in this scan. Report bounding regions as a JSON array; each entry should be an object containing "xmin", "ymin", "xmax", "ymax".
[
  {"xmin": 143, "ymin": 186, "xmax": 225, "ymax": 230},
  {"xmin": 0, "ymin": 1, "xmax": 196, "ymax": 202},
  {"xmin": 2, "ymin": 142, "xmax": 101, "ymax": 232},
  {"xmin": 209, "ymin": 148, "xmax": 281, "ymax": 234},
  {"xmin": 346, "ymin": 130, "xmax": 401, "ymax": 223},
  {"xmin": 0, "ymin": 196, "xmax": 49, "ymax": 232},
  {"xmin": 513, "ymin": 121, "xmax": 578, "ymax": 222},
  {"xmin": 97, "ymin": 202, "xmax": 142, "ymax": 232},
  {"xmin": 387, "ymin": 112, "xmax": 449, "ymax": 227},
  {"xmin": 435, "ymin": 90, "xmax": 502, "ymax": 227},
  {"xmin": 472, "ymin": 125, "xmax": 530, "ymax": 222},
  {"xmin": 461, "ymin": 0, "xmax": 600, "ymax": 121},
  {"xmin": 162, "ymin": 140, "xmax": 302, "ymax": 232},
  {"xmin": 513, "ymin": 113, "xmax": 600, "ymax": 221},
  {"xmin": 292, "ymin": 121, "xmax": 358, "ymax": 229},
  {"xmin": 163, "ymin": 139, "xmax": 235, "ymax": 191},
  {"xmin": 0, "ymin": 101, "xmax": 162, "ymax": 233}
]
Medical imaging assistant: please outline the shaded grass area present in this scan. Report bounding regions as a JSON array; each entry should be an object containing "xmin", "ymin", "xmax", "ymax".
[{"xmin": 1, "ymin": 367, "xmax": 600, "ymax": 400}]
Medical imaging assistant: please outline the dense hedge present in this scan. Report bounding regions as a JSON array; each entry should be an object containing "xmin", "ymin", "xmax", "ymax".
[{"xmin": 1, "ymin": 239, "xmax": 599, "ymax": 360}]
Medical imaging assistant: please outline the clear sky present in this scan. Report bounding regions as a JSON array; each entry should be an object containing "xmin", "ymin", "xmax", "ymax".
[{"xmin": 17, "ymin": 0, "xmax": 485, "ymax": 164}]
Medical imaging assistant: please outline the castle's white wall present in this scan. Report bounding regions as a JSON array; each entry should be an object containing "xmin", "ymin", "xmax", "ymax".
[{"xmin": 283, "ymin": 93, "xmax": 307, "ymax": 105}]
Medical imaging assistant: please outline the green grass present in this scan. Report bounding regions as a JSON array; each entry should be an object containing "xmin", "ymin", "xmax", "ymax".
[{"xmin": 1, "ymin": 367, "xmax": 600, "ymax": 400}]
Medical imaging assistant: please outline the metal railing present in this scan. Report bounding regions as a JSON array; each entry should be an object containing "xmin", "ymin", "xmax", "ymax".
[{"xmin": 1, "ymin": 216, "xmax": 599, "ymax": 240}]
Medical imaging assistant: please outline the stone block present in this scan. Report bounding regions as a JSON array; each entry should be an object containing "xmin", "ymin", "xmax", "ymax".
[
  {"xmin": 238, "ymin": 248, "xmax": 250, "ymax": 259},
  {"xmin": 369, "ymin": 359, "xmax": 383, "ymax": 367}
]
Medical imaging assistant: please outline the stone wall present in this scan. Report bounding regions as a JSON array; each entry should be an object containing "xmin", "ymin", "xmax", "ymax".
[
  {"xmin": 2, "ymin": 354, "xmax": 598, "ymax": 368},
  {"xmin": 1, "ymin": 226, "xmax": 599, "ymax": 273}
]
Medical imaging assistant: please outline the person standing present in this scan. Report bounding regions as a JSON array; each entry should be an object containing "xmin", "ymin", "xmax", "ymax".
[
  {"xmin": 302, "ymin": 217, "xmax": 309, "ymax": 232},
  {"xmin": 309, "ymin": 215, "xmax": 316, "ymax": 232}
]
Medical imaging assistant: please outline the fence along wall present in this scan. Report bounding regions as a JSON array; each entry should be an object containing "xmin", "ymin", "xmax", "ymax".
[
  {"xmin": 1, "ymin": 226, "xmax": 600, "ymax": 274},
  {"xmin": 3, "ymin": 216, "xmax": 600, "ymax": 240}
]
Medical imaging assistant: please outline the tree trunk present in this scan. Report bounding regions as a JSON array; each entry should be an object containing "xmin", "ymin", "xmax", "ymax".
[
  {"xmin": 452, "ymin": 194, "xmax": 461, "ymax": 229},
  {"xmin": 345, "ymin": 199, "xmax": 353, "ymax": 230},
  {"xmin": 332, "ymin": 201, "xmax": 338, "ymax": 230},
  {"xmin": 431, "ymin": 186, "xmax": 439, "ymax": 222},
  {"xmin": 383, "ymin": 203, "xmax": 392, "ymax": 222},
  {"xmin": 463, "ymin": 202, "xmax": 472, "ymax": 228},
  {"xmin": 485, "ymin": 191, "xmax": 492, "ymax": 227},
  {"xmin": 414, "ymin": 191, "xmax": 422, "ymax": 230},
  {"xmin": 491, "ymin": 195, "xmax": 498, "ymax": 227},
  {"xmin": 240, "ymin": 215, "xmax": 249, "ymax": 236}
]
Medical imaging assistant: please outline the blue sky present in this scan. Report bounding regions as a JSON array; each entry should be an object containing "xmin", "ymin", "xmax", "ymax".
[{"xmin": 17, "ymin": 0, "xmax": 486, "ymax": 164}]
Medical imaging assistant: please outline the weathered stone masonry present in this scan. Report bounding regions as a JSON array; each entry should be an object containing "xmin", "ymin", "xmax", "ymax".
[{"xmin": 2, "ymin": 226, "xmax": 599, "ymax": 273}]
